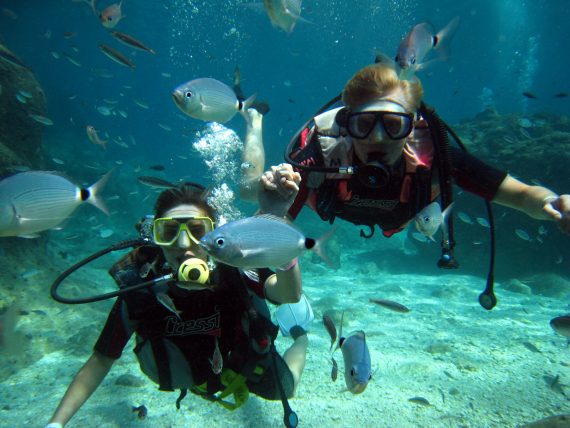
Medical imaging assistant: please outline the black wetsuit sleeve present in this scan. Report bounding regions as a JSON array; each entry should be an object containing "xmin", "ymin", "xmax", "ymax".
[
  {"xmin": 93, "ymin": 299, "xmax": 134, "ymax": 359},
  {"xmin": 450, "ymin": 147, "xmax": 507, "ymax": 200}
]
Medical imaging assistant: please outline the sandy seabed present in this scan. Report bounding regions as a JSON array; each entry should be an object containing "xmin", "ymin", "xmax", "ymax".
[{"xmin": 1, "ymin": 260, "xmax": 569, "ymax": 428}]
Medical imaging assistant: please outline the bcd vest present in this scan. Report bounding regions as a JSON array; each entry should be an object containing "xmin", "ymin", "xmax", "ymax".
[{"xmin": 294, "ymin": 107, "xmax": 439, "ymax": 236}]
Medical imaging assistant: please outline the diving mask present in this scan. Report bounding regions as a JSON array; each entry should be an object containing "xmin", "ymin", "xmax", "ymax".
[
  {"xmin": 347, "ymin": 111, "xmax": 413, "ymax": 140},
  {"xmin": 153, "ymin": 216, "xmax": 214, "ymax": 246},
  {"xmin": 347, "ymin": 99, "xmax": 414, "ymax": 140}
]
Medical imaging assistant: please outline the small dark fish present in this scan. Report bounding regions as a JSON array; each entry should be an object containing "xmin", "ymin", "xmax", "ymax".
[
  {"xmin": 331, "ymin": 357, "xmax": 338, "ymax": 382},
  {"xmin": 63, "ymin": 31, "xmax": 77, "ymax": 39},
  {"xmin": 132, "ymin": 405, "xmax": 147, "ymax": 420},
  {"xmin": 522, "ymin": 91, "xmax": 538, "ymax": 99},
  {"xmin": 149, "ymin": 165, "xmax": 165, "ymax": 171},
  {"xmin": 554, "ymin": 92, "xmax": 568, "ymax": 98},
  {"xmin": 137, "ymin": 176, "xmax": 175, "ymax": 189},
  {"xmin": 369, "ymin": 298, "xmax": 410, "ymax": 313},
  {"xmin": 111, "ymin": 31, "xmax": 156, "ymax": 54},
  {"xmin": 408, "ymin": 396, "xmax": 431, "ymax": 406},
  {"xmin": 522, "ymin": 341, "xmax": 541, "ymax": 353},
  {"xmin": 98, "ymin": 44, "xmax": 135, "ymax": 69},
  {"xmin": 544, "ymin": 374, "xmax": 567, "ymax": 397},
  {"xmin": 322, "ymin": 314, "xmax": 337, "ymax": 351}
]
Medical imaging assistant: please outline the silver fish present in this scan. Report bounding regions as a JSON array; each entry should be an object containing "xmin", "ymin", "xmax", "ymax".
[
  {"xmin": 264, "ymin": 0, "xmax": 303, "ymax": 34},
  {"xmin": 414, "ymin": 201, "xmax": 454, "ymax": 242},
  {"xmin": 0, "ymin": 170, "xmax": 111, "ymax": 238},
  {"xmin": 369, "ymin": 298, "xmax": 410, "ymax": 313},
  {"xmin": 86, "ymin": 125, "xmax": 108, "ymax": 149},
  {"xmin": 172, "ymin": 77, "xmax": 255, "ymax": 123},
  {"xmin": 210, "ymin": 337, "xmax": 223, "ymax": 375},
  {"xmin": 100, "ymin": 1, "xmax": 124, "ymax": 28},
  {"xmin": 396, "ymin": 16, "xmax": 460, "ymax": 78},
  {"xmin": 199, "ymin": 214, "xmax": 332, "ymax": 268},
  {"xmin": 137, "ymin": 176, "xmax": 176, "ymax": 189},
  {"xmin": 110, "ymin": 31, "xmax": 156, "ymax": 54},
  {"xmin": 98, "ymin": 44, "xmax": 135, "ymax": 69},
  {"xmin": 335, "ymin": 311, "xmax": 372, "ymax": 394},
  {"xmin": 29, "ymin": 114, "xmax": 53, "ymax": 126}
]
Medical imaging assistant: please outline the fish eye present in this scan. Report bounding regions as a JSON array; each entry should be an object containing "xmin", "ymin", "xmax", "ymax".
[
  {"xmin": 411, "ymin": 57, "xmax": 416, "ymax": 64},
  {"xmin": 423, "ymin": 216, "xmax": 430, "ymax": 222},
  {"xmin": 368, "ymin": 374, "xmax": 372, "ymax": 380},
  {"xmin": 350, "ymin": 369, "xmax": 355, "ymax": 376},
  {"xmin": 185, "ymin": 91, "xmax": 193, "ymax": 98},
  {"xmin": 394, "ymin": 55, "xmax": 399, "ymax": 62},
  {"xmin": 215, "ymin": 237, "xmax": 225, "ymax": 248}
]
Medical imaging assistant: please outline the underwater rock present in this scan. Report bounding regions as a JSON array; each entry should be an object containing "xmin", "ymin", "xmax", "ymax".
[
  {"xmin": 0, "ymin": 43, "xmax": 46, "ymax": 174},
  {"xmin": 115, "ymin": 373, "xmax": 146, "ymax": 387},
  {"xmin": 425, "ymin": 342, "xmax": 452, "ymax": 354},
  {"xmin": 520, "ymin": 273, "xmax": 570, "ymax": 298},
  {"xmin": 501, "ymin": 279, "xmax": 532, "ymax": 295}
]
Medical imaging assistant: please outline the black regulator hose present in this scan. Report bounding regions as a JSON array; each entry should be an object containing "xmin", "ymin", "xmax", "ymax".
[
  {"xmin": 443, "ymin": 117, "xmax": 498, "ymax": 310},
  {"xmin": 50, "ymin": 239, "xmax": 172, "ymax": 304}
]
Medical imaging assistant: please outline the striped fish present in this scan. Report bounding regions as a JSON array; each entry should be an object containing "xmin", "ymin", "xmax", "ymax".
[
  {"xmin": 199, "ymin": 214, "xmax": 332, "ymax": 268},
  {"xmin": 110, "ymin": 31, "xmax": 156, "ymax": 54},
  {"xmin": 172, "ymin": 77, "xmax": 254, "ymax": 123},
  {"xmin": 98, "ymin": 44, "xmax": 135, "ymax": 69},
  {"xmin": 0, "ymin": 171, "xmax": 111, "ymax": 238},
  {"xmin": 334, "ymin": 311, "xmax": 372, "ymax": 394}
]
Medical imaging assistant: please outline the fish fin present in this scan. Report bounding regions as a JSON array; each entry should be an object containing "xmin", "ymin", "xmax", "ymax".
[
  {"xmin": 414, "ymin": 58, "xmax": 441, "ymax": 73},
  {"xmin": 239, "ymin": 93, "xmax": 256, "ymax": 114},
  {"xmin": 86, "ymin": 169, "xmax": 113, "ymax": 215},
  {"xmin": 312, "ymin": 226, "xmax": 338, "ymax": 269},
  {"xmin": 433, "ymin": 16, "xmax": 460, "ymax": 61},
  {"xmin": 333, "ymin": 311, "xmax": 344, "ymax": 353},
  {"xmin": 16, "ymin": 233, "xmax": 41, "ymax": 239},
  {"xmin": 372, "ymin": 50, "xmax": 397, "ymax": 70}
]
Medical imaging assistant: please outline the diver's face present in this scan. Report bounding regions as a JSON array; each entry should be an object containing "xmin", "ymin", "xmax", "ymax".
[
  {"xmin": 349, "ymin": 97, "xmax": 413, "ymax": 165},
  {"xmin": 159, "ymin": 204, "xmax": 210, "ymax": 271}
]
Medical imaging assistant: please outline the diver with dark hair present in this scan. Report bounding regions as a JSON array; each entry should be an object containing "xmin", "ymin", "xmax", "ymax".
[
  {"xmin": 46, "ymin": 183, "xmax": 313, "ymax": 428},
  {"xmin": 240, "ymin": 62, "xmax": 570, "ymax": 308}
]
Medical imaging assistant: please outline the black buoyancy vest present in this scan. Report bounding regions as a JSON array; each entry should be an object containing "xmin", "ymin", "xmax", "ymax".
[{"xmin": 110, "ymin": 248, "xmax": 278, "ymax": 393}]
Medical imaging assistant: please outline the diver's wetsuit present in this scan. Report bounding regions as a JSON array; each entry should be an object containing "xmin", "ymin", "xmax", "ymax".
[
  {"xmin": 94, "ymin": 247, "xmax": 294, "ymax": 399},
  {"xmin": 289, "ymin": 145, "xmax": 507, "ymax": 233}
]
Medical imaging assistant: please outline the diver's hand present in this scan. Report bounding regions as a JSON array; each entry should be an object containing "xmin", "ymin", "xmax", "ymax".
[
  {"xmin": 258, "ymin": 163, "xmax": 301, "ymax": 217},
  {"xmin": 543, "ymin": 194, "xmax": 570, "ymax": 234}
]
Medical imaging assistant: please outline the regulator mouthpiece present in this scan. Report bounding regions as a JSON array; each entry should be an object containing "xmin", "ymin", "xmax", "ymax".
[{"xmin": 177, "ymin": 258, "xmax": 210, "ymax": 284}]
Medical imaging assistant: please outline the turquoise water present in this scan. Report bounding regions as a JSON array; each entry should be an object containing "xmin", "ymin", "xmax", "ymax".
[{"xmin": 1, "ymin": 1, "xmax": 570, "ymax": 427}]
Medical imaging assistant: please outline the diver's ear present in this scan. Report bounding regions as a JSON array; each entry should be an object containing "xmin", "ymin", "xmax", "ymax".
[{"xmin": 335, "ymin": 107, "xmax": 350, "ymax": 128}]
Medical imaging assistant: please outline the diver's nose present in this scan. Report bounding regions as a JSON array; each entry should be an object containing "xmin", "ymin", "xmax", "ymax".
[
  {"xmin": 176, "ymin": 230, "xmax": 192, "ymax": 249},
  {"xmin": 371, "ymin": 121, "xmax": 388, "ymax": 142}
]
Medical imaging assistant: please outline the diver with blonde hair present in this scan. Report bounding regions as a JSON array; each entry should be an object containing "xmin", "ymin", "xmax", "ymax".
[{"xmin": 243, "ymin": 62, "xmax": 570, "ymax": 309}]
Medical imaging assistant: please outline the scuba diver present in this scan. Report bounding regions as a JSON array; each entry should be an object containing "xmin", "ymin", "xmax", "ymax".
[
  {"xmin": 45, "ymin": 183, "xmax": 314, "ymax": 428},
  {"xmin": 241, "ymin": 62, "xmax": 570, "ymax": 308}
]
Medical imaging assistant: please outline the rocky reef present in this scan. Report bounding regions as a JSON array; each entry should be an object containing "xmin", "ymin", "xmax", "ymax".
[{"xmin": 0, "ymin": 42, "xmax": 46, "ymax": 174}]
